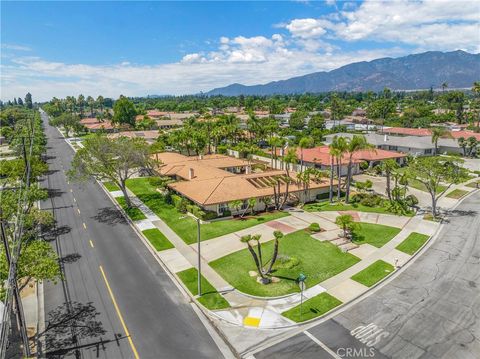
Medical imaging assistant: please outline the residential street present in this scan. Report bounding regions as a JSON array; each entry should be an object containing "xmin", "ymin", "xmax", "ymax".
[
  {"xmin": 39, "ymin": 111, "xmax": 226, "ymax": 358},
  {"xmin": 252, "ymin": 190, "xmax": 480, "ymax": 359}
]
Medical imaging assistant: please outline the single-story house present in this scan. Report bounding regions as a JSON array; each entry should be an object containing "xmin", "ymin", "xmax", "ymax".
[
  {"xmin": 325, "ymin": 133, "xmax": 463, "ymax": 156},
  {"xmin": 382, "ymin": 127, "xmax": 480, "ymax": 141},
  {"xmin": 108, "ymin": 130, "xmax": 160, "ymax": 144},
  {"xmin": 297, "ymin": 146, "xmax": 362, "ymax": 176},
  {"xmin": 154, "ymin": 152, "xmax": 330, "ymax": 215},
  {"xmin": 156, "ymin": 119, "xmax": 184, "ymax": 129},
  {"xmin": 80, "ymin": 118, "xmax": 116, "ymax": 132}
]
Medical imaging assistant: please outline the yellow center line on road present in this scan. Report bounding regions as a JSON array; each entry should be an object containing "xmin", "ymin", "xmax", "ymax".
[
  {"xmin": 70, "ymin": 188, "xmax": 73, "ymax": 193},
  {"xmin": 73, "ymin": 197, "xmax": 76, "ymax": 203},
  {"xmin": 83, "ymin": 223, "xmax": 87, "ymax": 230},
  {"xmin": 99, "ymin": 265, "xmax": 140, "ymax": 359},
  {"xmin": 89, "ymin": 240, "xmax": 94, "ymax": 248},
  {"xmin": 77, "ymin": 208, "xmax": 81, "ymax": 214}
]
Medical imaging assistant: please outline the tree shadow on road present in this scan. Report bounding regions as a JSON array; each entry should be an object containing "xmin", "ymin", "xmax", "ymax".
[
  {"xmin": 47, "ymin": 188, "xmax": 64, "ymax": 198},
  {"xmin": 92, "ymin": 207, "xmax": 127, "ymax": 226},
  {"xmin": 43, "ymin": 225, "xmax": 71, "ymax": 242},
  {"xmin": 34, "ymin": 301, "xmax": 127, "ymax": 358},
  {"xmin": 59, "ymin": 253, "xmax": 82, "ymax": 264}
]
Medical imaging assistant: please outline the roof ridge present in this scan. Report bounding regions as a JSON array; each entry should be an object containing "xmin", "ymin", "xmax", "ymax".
[{"xmin": 202, "ymin": 177, "xmax": 226, "ymax": 205}]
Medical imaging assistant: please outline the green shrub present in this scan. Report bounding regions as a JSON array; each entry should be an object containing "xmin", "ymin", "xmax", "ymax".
[
  {"xmin": 405, "ymin": 194, "xmax": 419, "ymax": 208},
  {"xmin": 175, "ymin": 197, "xmax": 188, "ymax": 213},
  {"xmin": 360, "ymin": 161, "xmax": 369, "ymax": 170},
  {"xmin": 217, "ymin": 145, "xmax": 227, "ymax": 154},
  {"xmin": 275, "ymin": 254, "xmax": 300, "ymax": 270},
  {"xmin": 201, "ymin": 211, "xmax": 218, "ymax": 221},
  {"xmin": 221, "ymin": 209, "xmax": 232, "ymax": 217},
  {"xmin": 359, "ymin": 194, "xmax": 382, "ymax": 207},
  {"xmin": 171, "ymin": 194, "xmax": 182, "ymax": 207},
  {"xmin": 308, "ymin": 222, "xmax": 321, "ymax": 232},
  {"xmin": 148, "ymin": 177, "xmax": 165, "ymax": 187}
]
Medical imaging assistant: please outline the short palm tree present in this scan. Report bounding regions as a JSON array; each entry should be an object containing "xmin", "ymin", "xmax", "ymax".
[
  {"xmin": 345, "ymin": 135, "xmax": 374, "ymax": 203},
  {"xmin": 335, "ymin": 214, "xmax": 356, "ymax": 239},
  {"xmin": 298, "ymin": 136, "xmax": 314, "ymax": 173},
  {"xmin": 431, "ymin": 127, "xmax": 452, "ymax": 155}
]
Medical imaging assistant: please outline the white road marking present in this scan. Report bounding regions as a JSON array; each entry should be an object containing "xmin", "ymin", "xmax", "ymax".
[{"xmin": 304, "ymin": 331, "xmax": 341, "ymax": 359}]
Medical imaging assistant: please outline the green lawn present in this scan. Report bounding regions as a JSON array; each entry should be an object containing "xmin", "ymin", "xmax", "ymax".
[
  {"xmin": 115, "ymin": 197, "xmax": 146, "ymax": 221},
  {"xmin": 126, "ymin": 177, "xmax": 288, "ymax": 244},
  {"xmin": 210, "ymin": 230, "xmax": 360, "ymax": 297},
  {"xmin": 142, "ymin": 228, "xmax": 174, "ymax": 251},
  {"xmin": 176, "ymin": 268, "xmax": 230, "ymax": 310},
  {"xmin": 445, "ymin": 189, "xmax": 469, "ymax": 199},
  {"xmin": 396, "ymin": 232, "xmax": 430, "ymax": 255},
  {"xmin": 466, "ymin": 180, "xmax": 480, "ymax": 188},
  {"xmin": 351, "ymin": 260, "xmax": 394, "ymax": 287},
  {"xmin": 352, "ymin": 223, "xmax": 401, "ymax": 248},
  {"xmin": 103, "ymin": 181, "xmax": 120, "ymax": 192},
  {"xmin": 282, "ymin": 292, "xmax": 342, "ymax": 322},
  {"xmin": 304, "ymin": 200, "xmax": 413, "ymax": 217}
]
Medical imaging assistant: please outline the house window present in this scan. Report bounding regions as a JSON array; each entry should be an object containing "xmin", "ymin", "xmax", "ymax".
[
  {"xmin": 388, "ymin": 146, "xmax": 398, "ymax": 151},
  {"xmin": 218, "ymin": 203, "xmax": 229, "ymax": 213},
  {"xmin": 241, "ymin": 201, "xmax": 249, "ymax": 210},
  {"xmin": 425, "ymin": 149, "xmax": 432, "ymax": 154}
]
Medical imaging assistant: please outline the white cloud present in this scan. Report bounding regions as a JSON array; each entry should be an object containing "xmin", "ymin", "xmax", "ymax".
[
  {"xmin": 1, "ymin": 44, "xmax": 32, "ymax": 51},
  {"xmin": 286, "ymin": 18, "xmax": 327, "ymax": 39}
]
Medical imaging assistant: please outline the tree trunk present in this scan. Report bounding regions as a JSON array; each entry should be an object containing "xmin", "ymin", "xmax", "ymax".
[
  {"xmin": 266, "ymin": 238, "xmax": 279, "ymax": 274},
  {"xmin": 119, "ymin": 181, "xmax": 132, "ymax": 208},
  {"xmin": 431, "ymin": 193, "xmax": 437, "ymax": 218},
  {"xmin": 386, "ymin": 171, "xmax": 392, "ymax": 201},
  {"xmin": 345, "ymin": 158, "xmax": 353, "ymax": 204},
  {"xmin": 336, "ymin": 157, "xmax": 341, "ymax": 201},
  {"xmin": 329, "ymin": 155, "xmax": 334, "ymax": 203},
  {"xmin": 246, "ymin": 242, "xmax": 264, "ymax": 278},
  {"xmin": 256, "ymin": 241, "xmax": 264, "ymax": 272},
  {"xmin": 300, "ymin": 151, "xmax": 304, "ymax": 173}
]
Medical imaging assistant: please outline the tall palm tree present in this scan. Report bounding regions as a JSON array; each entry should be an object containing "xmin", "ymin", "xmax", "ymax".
[
  {"xmin": 441, "ymin": 82, "xmax": 448, "ymax": 93},
  {"xmin": 344, "ymin": 135, "xmax": 374, "ymax": 203},
  {"xmin": 472, "ymin": 81, "xmax": 480, "ymax": 129},
  {"xmin": 431, "ymin": 127, "xmax": 452, "ymax": 155},
  {"xmin": 381, "ymin": 159, "xmax": 399, "ymax": 201},
  {"xmin": 96, "ymin": 95, "xmax": 105, "ymax": 113},
  {"xmin": 329, "ymin": 136, "xmax": 348, "ymax": 201},
  {"xmin": 458, "ymin": 137, "xmax": 467, "ymax": 156},
  {"xmin": 298, "ymin": 136, "xmax": 314, "ymax": 173}
]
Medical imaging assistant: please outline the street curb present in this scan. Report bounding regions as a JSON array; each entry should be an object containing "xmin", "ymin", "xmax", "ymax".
[{"xmin": 54, "ymin": 123, "xmax": 240, "ymax": 358}]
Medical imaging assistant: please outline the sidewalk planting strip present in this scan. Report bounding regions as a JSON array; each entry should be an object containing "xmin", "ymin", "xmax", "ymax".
[
  {"xmin": 352, "ymin": 222, "xmax": 401, "ymax": 248},
  {"xmin": 350, "ymin": 260, "xmax": 395, "ymax": 287},
  {"xmin": 115, "ymin": 196, "xmax": 147, "ymax": 221},
  {"xmin": 142, "ymin": 228, "xmax": 174, "ymax": 251},
  {"xmin": 395, "ymin": 232, "xmax": 430, "ymax": 255},
  {"xmin": 177, "ymin": 268, "xmax": 230, "ymax": 310},
  {"xmin": 281, "ymin": 292, "xmax": 342, "ymax": 323}
]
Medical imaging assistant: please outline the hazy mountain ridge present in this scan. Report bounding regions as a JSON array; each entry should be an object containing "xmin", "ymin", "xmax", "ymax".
[{"xmin": 207, "ymin": 50, "xmax": 480, "ymax": 96}]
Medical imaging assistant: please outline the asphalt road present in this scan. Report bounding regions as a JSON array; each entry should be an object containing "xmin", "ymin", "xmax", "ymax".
[
  {"xmin": 253, "ymin": 191, "xmax": 480, "ymax": 359},
  {"xmin": 39, "ymin": 111, "xmax": 225, "ymax": 359}
]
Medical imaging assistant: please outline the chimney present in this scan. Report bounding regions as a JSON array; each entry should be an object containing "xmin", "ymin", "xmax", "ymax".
[
  {"xmin": 384, "ymin": 134, "xmax": 388, "ymax": 142},
  {"xmin": 245, "ymin": 165, "xmax": 251, "ymax": 174},
  {"xmin": 188, "ymin": 168, "xmax": 194, "ymax": 180}
]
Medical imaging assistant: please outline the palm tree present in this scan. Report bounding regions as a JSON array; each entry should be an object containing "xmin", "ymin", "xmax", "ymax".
[
  {"xmin": 265, "ymin": 230, "xmax": 283, "ymax": 274},
  {"xmin": 466, "ymin": 136, "xmax": 478, "ymax": 157},
  {"xmin": 441, "ymin": 82, "xmax": 448, "ymax": 93},
  {"xmin": 298, "ymin": 136, "xmax": 314, "ymax": 173},
  {"xmin": 229, "ymin": 199, "xmax": 243, "ymax": 215},
  {"xmin": 240, "ymin": 234, "xmax": 269, "ymax": 283},
  {"xmin": 431, "ymin": 127, "xmax": 452, "ymax": 155},
  {"xmin": 96, "ymin": 95, "xmax": 105, "ymax": 113},
  {"xmin": 381, "ymin": 159, "xmax": 399, "ymax": 201},
  {"xmin": 472, "ymin": 81, "xmax": 480, "ymax": 129},
  {"xmin": 344, "ymin": 135, "xmax": 374, "ymax": 203},
  {"xmin": 330, "ymin": 137, "xmax": 348, "ymax": 201},
  {"xmin": 87, "ymin": 96, "xmax": 95, "ymax": 117}
]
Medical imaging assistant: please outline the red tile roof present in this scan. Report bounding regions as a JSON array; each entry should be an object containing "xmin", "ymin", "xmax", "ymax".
[
  {"xmin": 383, "ymin": 127, "xmax": 432, "ymax": 136},
  {"xmin": 298, "ymin": 146, "xmax": 404, "ymax": 165},
  {"xmin": 449, "ymin": 131, "xmax": 480, "ymax": 141},
  {"xmin": 352, "ymin": 148, "xmax": 406, "ymax": 161}
]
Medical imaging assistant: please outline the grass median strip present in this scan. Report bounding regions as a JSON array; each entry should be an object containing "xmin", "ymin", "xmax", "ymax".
[
  {"xmin": 351, "ymin": 260, "xmax": 394, "ymax": 287},
  {"xmin": 445, "ymin": 189, "xmax": 468, "ymax": 199},
  {"xmin": 103, "ymin": 181, "xmax": 120, "ymax": 191},
  {"xmin": 466, "ymin": 180, "xmax": 480, "ymax": 188},
  {"xmin": 282, "ymin": 292, "xmax": 342, "ymax": 323},
  {"xmin": 177, "ymin": 268, "xmax": 230, "ymax": 310},
  {"xmin": 304, "ymin": 200, "xmax": 413, "ymax": 216},
  {"xmin": 142, "ymin": 228, "xmax": 174, "ymax": 251},
  {"xmin": 116, "ymin": 197, "xmax": 146, "ymax": 221},
  {"xmin": 352, "ymin": 223, "xmax": 401, "ymax": 248},
  {"xmin": 396, "ymin": 232, "xmax": 430, "ymax": 255}
]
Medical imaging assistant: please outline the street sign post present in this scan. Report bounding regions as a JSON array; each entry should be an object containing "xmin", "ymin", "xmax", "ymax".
[{"xmin": 297, "ymin": 273, "xmax": 307, "ymax": 321}]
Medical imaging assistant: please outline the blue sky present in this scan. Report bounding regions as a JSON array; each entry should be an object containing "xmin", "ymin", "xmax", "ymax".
[{"xmin": 1, "ymin": 1, "xmax": 479, "ymax": 101}]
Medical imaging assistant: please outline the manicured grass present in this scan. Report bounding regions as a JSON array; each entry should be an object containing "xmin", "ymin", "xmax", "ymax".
[
  {"xmin": 351, "ymin": 260, "xmax": 394, "ymax": 287},
  {"xmin": 142, "ymin": 228, "xmax": 174, "ymax": 251},
  {"xmin": 466, "ymin": 180, "xmax": 480, "ymax": 188},
  {"xmin": 177, "ymin": 268, "xmax": 230, "ymax": 310},
  {"xmin": 304, "ymin": 200, "xmax": 413, "ymax": 217},
  {"xmin": 409, "ymin": 178, "xmax": 447, "ymax": 193},
  {"xmin": 445, "ymin": 189, "xmax": 469, "ymax": 199},
  {"xmin": 210, "ymin": 230, "xmax": 360, "ymax": 297},
  {"xmin": 396, "ymin": 232, "xmax": 430, "ymax": 255},
  {"xmin": 282, "ymin": 292, "xmax": 342, "ymax": 322},
  {"xmin": 103, "ymin": 181, "xmax": 120, "ymax": 192},
  {"xmin": 116, "ymin": 197, "xmax": 146, "ymax": 220},
  {"xmin": 126, "ymin": 177, "xmax": 289, "ymax": 244},
  {"xmin": 351, "ymin": 222, "xmax": 401, "ymax": 248}
]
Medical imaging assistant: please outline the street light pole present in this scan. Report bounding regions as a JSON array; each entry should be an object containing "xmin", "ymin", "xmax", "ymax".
[{"xmin": 196, "ymin": 217, "xmax": 201, "ymax": 296}]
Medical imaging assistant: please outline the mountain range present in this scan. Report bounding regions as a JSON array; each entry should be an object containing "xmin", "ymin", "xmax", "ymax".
[{"xmin": 207, "ymin": 50, "xmax": 479, "ymax": 96}]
